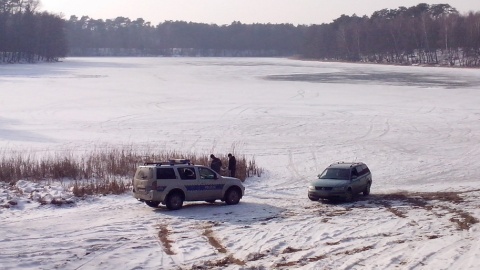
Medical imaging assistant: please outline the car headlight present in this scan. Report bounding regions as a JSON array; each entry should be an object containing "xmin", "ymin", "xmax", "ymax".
[{"xmin": 308, "ymin": 185, "xmax": 315, "ymax": 191}]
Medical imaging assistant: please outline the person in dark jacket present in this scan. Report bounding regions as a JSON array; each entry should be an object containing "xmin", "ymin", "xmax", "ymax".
[
  {"xmin": 227, "ymin": 153, "xmax": 236, "ymax": 177},
  {"xmin": 210, "ymin": 154, "xmax": 222, "ymax": 173}
]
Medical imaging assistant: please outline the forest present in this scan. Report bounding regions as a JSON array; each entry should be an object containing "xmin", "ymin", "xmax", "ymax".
[
  {"xmin": 1, "ymin": 0, "xmax": 480, "ymax": 66},
  {"xmin": 0, "ymin": 0, "xmax": 66, "ymax": 63},
  {"xmin": 302, "ymin": 4, "xmax": 480, "ymax": 66},
  {"xmin": 65, "ymin": 18, "xmax": 306, "ymax": 58}
]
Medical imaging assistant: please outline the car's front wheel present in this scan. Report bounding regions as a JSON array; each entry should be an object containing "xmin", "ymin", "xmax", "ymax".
[
  {"xmin": 363, "ymin": 183, "xmax": 371, "ymax": 196},
  {"xmin": 145, "ymin": 201, "xmax": 160, "ymax": 208},
  {"xmin": 165, "ymin": 192, "xmax": 184, "ymax": 210},
  {"xmin": 344, "ymin": 189, "xmax": 354, "ymax": 202},
  {"xmin": 224, "ymin": 188, "xmax": 241, "ymax": 205}
]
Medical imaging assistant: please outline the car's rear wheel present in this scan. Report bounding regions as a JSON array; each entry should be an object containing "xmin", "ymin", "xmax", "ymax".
[
  {"xmin": 145, "ymin": 201, "xmax": 160, "ymax": 208},
  {"xmin": 165, "ymin": 192, "xmax": 184, "ymax": 210},
  {"xmin": 224, "ymin": 188, "xmax": 241, "ymax": 205},
  {"xmin": 363, "ymin": 183, "xmax": 371, "ymax": 196}
]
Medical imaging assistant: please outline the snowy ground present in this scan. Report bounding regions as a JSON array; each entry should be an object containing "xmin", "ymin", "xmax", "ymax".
[{"xmin": 1, "ymin": 58, "xmax": 480, "ymax": 269}]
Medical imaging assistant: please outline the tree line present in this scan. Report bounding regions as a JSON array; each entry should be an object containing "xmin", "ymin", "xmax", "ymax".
[
  {"xmin": 0, "ymin": 0, "xmax": 67, "ymax": 63},
  {"xmin": 302, "ymin": 3, "xmax": 480, "ymax": 66},
  {"xmin": 65, "ymin": 17, "xmax": 306, "ymax": 57},
  {"xmin": 1, "ymin": 1, "xmax": 480, "ymax": 66}
]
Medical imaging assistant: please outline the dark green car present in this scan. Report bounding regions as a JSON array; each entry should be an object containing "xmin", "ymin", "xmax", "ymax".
[{"xmin": 308, "ymin": 162, "xmax": 372, "ymax": 202}]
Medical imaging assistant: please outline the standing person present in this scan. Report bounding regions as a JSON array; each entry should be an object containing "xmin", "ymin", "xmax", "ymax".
[
  {"xmin": 228, "ymin": 153, "xmax": 236, "ymax": 177},
  {"xmin": 210, "ymin": 154, "xmax": 222, "ymax": 173}
]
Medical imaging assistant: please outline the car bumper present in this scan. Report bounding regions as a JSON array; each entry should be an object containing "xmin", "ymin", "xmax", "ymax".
[
  {"xmin": 133, "ymin": 189, "xmax": 158, "ymax": 201},
  {"xmin": 308, "ymin": 190, "xmax": 347, "ymax": 199}
]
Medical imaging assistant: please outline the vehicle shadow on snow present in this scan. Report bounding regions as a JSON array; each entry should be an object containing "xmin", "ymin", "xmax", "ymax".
[
  {"xmin": 315, "ymin": 190, "xmax": 471, "ymax": 206},
  {"xmin": 151, "ymin": 201, "xmax": 286, "ymax": 225}
]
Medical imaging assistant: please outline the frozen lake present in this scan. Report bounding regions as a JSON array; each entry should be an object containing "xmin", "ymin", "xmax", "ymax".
[
  {"xmin": 2, "ymin": 58, "xmax": 480, "ymax": 270},
  {"xmin": 1, "ymin": 57, "xmax": 480, "ymax": 190}
]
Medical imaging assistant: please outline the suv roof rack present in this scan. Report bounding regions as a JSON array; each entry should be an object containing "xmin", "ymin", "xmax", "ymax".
[
  {"xmin": 329, "ymin": 161, "xmax": 364, "ymax": 168},
  {"xmin": 144, "ymin": 159, "xmax": 192, "ymax": 166}
]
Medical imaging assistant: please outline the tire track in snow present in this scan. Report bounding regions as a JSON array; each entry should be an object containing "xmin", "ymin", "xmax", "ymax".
[
  {"xmin": 287, "ymin": 150, "xmax": 302, "ymax": 180},
  {"xmin": 261, "ymin": 190, "xmax": 480, "ymax": 269}
]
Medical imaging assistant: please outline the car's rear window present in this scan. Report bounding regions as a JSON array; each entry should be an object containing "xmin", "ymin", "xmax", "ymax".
[
  {"xmin": 319, "ymin": 168, "xmax": 350, "ymax": 180},
  {"xmin": 135, "ymin": 168, "xmax": 152, "ymax": 180}
]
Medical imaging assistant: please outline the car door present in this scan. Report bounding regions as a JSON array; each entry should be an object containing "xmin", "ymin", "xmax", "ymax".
[
  {"xmin": 357, "ymin": 165, "xmax": 369, "ymax": 192},
  {"xmin": 361, "ymin": 164, "xmax": 372, "ymax": 187},
  {"xmin": 197, "ymin": 167, "xmax": 226, "ymax": 200},
  {"xmin": 176, "ymin": 166, "xmax": 202, "ymax": 200},
  {"xmin": 350, "ymin": 166, "xmax": 364, "ymax": 193}
]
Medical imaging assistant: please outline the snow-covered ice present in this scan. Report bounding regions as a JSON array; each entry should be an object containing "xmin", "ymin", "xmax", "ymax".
[{"xmin": 1, "ymin": 57, "xmax": 480, "ymax": 269}]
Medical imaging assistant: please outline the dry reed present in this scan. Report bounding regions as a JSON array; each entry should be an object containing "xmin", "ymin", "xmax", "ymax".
[{"xmin": 0, "ymin": 147, "xmax": 262, "ymax": 197}]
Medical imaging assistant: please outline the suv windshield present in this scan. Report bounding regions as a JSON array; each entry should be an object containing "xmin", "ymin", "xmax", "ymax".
[{"xmin": 319, "ymin": 168, "xmax": 350, "ymax": 180}]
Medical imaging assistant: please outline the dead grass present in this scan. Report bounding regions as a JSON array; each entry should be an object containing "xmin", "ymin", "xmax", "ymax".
[
  {"xmin": 364, "ymin": 191, "xmax": 479, "ymax": 230},
  {"xmin": 274, "ymin": 253, "xmax": 328, "ymax": 268},
  {"xmin": 441, "ymin": 206, "xmax": 479, "ymax": 231},
  {"xmin": 193, "ymin": 223, "xmax": 246, "ymax": 268},
  {"xmin": 0, "ymin": 146, "xmax": 262, "ymax": 197},
  {"xmin": 282, "ymin": 247, "xmax": 302, "ymax": 253},
  {"xmin": 197, "ymin": 255, "xmax": 245, "ymax": 268},
  {"xmin": 157, "ymin": 224, "xmax": 175, "ymax": 255},
  {"xmin": 247, "ymin": 252, "xmax": 268, "ymax": 261},
  {"xmin": 202, "ymin": 227, "xmax": 227, "ymax": 254},
  {"xmin": 342, "ymin": 245, "xmax": 374, "ymax": 255}
]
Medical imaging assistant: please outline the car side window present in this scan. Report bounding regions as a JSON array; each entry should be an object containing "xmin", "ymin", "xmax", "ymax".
[
  {"xmin": 177, "ymin": 167, "xmax": 197, "ymax": 180},
  {"xmin": 199, "ymin": 167, "xmax": 216, "ymax": 180},
  {"xmin": 360, "ymin": 164, "xmax": 370, "ymax": 175},
  {"xmin": 355, "ymin": 166, "xmax": 363, "ymax": 176},
  {"xmin": 351, "ymin": 168, "xmax": 359, "ymax": 179},
  {"xmin": 156, "ymin": 168, "xmax": 176, "ymax": 180}
]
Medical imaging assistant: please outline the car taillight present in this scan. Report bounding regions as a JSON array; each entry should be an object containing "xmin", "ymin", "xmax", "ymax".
[{"xmin": 151, "ymin": 181, "xmax": 157, "ymax": 191}]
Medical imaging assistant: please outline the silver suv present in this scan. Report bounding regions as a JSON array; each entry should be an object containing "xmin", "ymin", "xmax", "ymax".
[
  {"xmin": 308, "ymin": 162, "xmax": 372, "ymax": 202},
  {"xmin": 132, "ymin": 159, "xmax": 245, "ymax": 210}
]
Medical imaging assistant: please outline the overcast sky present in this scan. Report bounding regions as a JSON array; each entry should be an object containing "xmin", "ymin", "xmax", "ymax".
[{"xmin": 40, "ymin": 0, "xmax": 480, "ymax": 25}]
